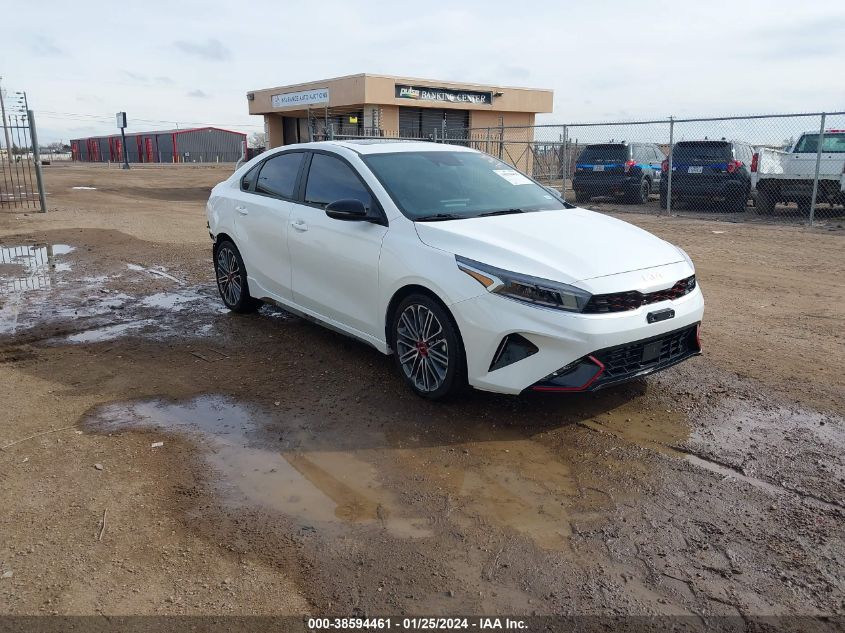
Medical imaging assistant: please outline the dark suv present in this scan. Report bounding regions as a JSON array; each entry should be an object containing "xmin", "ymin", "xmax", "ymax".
[
  {"xmin": 572, "ymin": 142, "xmax": 664, "ymax": 204},
  {"xmin": 660, "ymin": 140, "xmax": 754, "ymax": 212}
]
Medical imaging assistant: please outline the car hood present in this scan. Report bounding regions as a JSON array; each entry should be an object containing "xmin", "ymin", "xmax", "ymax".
[{"xmin": 414, "ymin": 207, "xmax": 684, "ymax": 285}]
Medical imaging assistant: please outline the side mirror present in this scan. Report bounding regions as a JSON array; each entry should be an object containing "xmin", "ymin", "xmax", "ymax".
[{"xmin": 325, "ymin": 198, "xmax": 369, "ymax": 221}]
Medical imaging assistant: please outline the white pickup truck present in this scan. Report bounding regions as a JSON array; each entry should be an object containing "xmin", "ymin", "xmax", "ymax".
[{"xmin": 751, "ymin": 130, "xmax": 845, "ymax": 213}]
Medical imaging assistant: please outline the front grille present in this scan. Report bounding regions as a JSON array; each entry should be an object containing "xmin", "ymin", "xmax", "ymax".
[
  {"xmin": 583, "ymin": 275, "xmax": 696, "ymax": 314},
  {"xmin": 593, "ymin": 325, "xmax": 699, "ymax": 384}
]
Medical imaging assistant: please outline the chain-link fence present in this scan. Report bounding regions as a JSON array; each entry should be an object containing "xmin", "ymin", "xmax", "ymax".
[{"xmin": 325, "ymin": 111, "xmax": 845, "ymax": 224}]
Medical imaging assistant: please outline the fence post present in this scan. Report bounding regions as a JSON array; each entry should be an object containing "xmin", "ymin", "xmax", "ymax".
[
  {"xmin": 808, "ymin": 112, "xmax": 826, "ymax": 225},
  {"xmin": 27, "ymin": 110, "xmax": 47, "ymax": 213},
  {"xmin": 328, "ymin": 123, "xmax": 335, "ymax": 141},
  {"xmin": 561, "ymin": 125, "xmax": 568, "ymax": 199},
  {"xmin": 666, "ymin": 116, "xmax": 674, "ymax": 215},
  {"xmin": 441, "ymin": 119, "xmax": 447, "ymax": 144},
  {"xmin": 433, "ymin": 127, "xmax": 438, "ymax": 143},
  {"xmin": 498, "ymin": 122, "xmax": 504, "ymax": 159}
]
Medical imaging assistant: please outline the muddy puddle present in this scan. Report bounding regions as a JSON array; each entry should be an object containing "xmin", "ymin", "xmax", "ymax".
[
  {"xmin": 0, "ymin": 243, "xmax": 74, "ymax": 294},
  {"xmin": 0, "ymin": 240, "xmax": 230, "ymax": 340},
  {"xmin": 84, "ymin": 396, "xmax": 433, "ymax": 539},
  {"xmin": 81, "ymin": 395, "xmax": 653, "ymax": 551}
]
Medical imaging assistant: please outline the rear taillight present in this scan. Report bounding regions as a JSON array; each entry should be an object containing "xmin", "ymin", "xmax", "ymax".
[
  {"xmin": 661, "ymin": 159, "xmax": 669, "ymax": 173},
  {"xmin": 751, "ymin": 153, "xmax": 759, "ymax": 173},
  {"xmin": 726, "ymin": 159, "xmax": 743, "ymax": 174},
  {"xmin": 624, "ymin": 159, "xmax": 636, "ymax": 173}
]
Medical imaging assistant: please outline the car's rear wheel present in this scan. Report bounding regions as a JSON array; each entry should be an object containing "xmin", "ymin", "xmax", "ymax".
[
  {"xmin": 214, "ymin": 239, "xmax": 260, "ymax": 313},
  {"xmin": 727, "ymin": 188, "xmax": 748, "ymax": 213},
  {"xmin": 755, "ymin": 188, "xmax": 776, "ymax": 214},
  {"xmin": 625, "ymin": 179, "xmax": 649, "ymax": 204},
  {"xmin": 392, "ymin": 294, "xmax": 466, "ymax": 400}
]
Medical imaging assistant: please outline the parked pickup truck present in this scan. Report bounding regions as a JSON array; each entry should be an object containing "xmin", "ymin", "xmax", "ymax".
[{"xmin": 751, "ymin": 130, "xmax": 845, "ymax": 213}]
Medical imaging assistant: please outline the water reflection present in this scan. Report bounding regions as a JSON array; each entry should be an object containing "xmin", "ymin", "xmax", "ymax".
[{"xmin": 0, "ymin": 244, "xmax": 74, "ymax": 293}]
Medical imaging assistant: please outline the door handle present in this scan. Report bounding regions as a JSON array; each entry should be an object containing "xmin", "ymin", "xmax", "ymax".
[
  {"xmin": 235, "ymin": 205, "xmax": 248, "ymax": 215},
  {"xmin": 291, "ymin": 219, "xmax": 308, "ymax": 232}
]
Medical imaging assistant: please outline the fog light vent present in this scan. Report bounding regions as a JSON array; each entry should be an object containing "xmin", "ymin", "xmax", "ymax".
[{"xmin": 489, "ymin": 334, "xmax": 539, "ymax": 372}]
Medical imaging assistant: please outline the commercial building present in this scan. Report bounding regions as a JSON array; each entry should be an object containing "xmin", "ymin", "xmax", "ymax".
[
  {"xmin": 70, "ymin": 127, "xmax": 246, "ymax": 163},
  {"xmin": 247, "ymin": 73, "xmax": 553, "ymax": 147}
]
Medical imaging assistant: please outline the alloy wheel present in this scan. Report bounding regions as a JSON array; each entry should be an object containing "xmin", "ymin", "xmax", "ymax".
[
  {"xmin": 216, "ymin": 246, "xmax": 242, "ymax": 306},
  {"xmin": 396, "ymin": 304, "xmax": 450, "ymax": 393}
]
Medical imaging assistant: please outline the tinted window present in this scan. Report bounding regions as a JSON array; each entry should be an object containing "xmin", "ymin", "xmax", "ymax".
[
  {"xmin": 363, "ymin": 151, "xmax": 566, "ymax": 220},
  {"xmin": 305, "ymin": 153, "xmax": 372, "ymax": 209},
  {"xmin": 255, "ymin": 152, "xmax": 304, "ymax": 198},
  {"xmin": 241, "ymin": 164, "xmax": 259, "ymax": 191},
  {"xmin": 577, "ymin": 145, "xmax": 628, "ymax": 164},
  {"xmin": 673, "ymin": 142, "xmax": 732, "ymax": 163}
]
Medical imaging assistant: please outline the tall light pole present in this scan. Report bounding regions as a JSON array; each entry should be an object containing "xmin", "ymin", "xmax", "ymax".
[{"xmin": 116, "ymin": 111, "xmax": 130, "ymax": 169}]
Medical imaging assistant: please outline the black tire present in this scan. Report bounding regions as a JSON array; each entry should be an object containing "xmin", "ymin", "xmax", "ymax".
[
  {"xmin": 214, "ymin": 239, "xmax": 261, "ymax": 313},
  {"xmin": 756, "ymin": 188, "xmax": 776, "ymax": 214},
  {"xmin": 727, "ymin": 189, "xmax": 748, "ymax": 213},
  {"xmin": 391, "ymin": 294, "xmax": 467, "ymax": 400},
  {"xmin": 797, "ymin": 199, "xmax": 812, "ymax": 216},
  {"xmin": 575, "ymin": 191, "xmax": 590, "ymax": 203},
  {"xmin": 625, "ymin": 179, "xmax": 649, "ymax": 204}
]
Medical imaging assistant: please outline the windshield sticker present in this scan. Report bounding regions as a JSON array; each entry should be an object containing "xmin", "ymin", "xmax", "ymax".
[{"xmin": 494, "ymin": 169, "xmax": 532, "ymax": 185}]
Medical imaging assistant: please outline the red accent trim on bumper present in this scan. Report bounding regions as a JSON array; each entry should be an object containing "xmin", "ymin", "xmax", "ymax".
[{"xmin": 531, "ymin": 355, "xmax": 606, "ymax": 392}]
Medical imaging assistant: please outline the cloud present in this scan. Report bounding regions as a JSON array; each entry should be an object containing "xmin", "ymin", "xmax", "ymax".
[
  {"xmin": 31, "ymin": 35, "xmax": 63, "ymax": 57},
  {"xmin": 154, "ymin": 76, "xmax": 174, "ymax": 85},
  {"xmin": 173, "ymin": 38, "xmax": 231, "ymax": 61},
  {"xmin": 187, "ymin": 89, "xmax": 210, "ymax": 98},
  {"xmin": 122, "ymin": 70, "xmax": 148, "ymax": 82}
]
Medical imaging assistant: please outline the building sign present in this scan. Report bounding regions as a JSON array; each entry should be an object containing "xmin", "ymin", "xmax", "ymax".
[
  {"xmin": 271, "ymin": 88, "xmax": 330, "ymax": 108},
  {"xmin": 395, "ymin": 85, "xmax": 492, "ymax": 105}
]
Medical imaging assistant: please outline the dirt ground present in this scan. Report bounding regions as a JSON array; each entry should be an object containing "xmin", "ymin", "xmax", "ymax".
[{"xmin": 0, "ymin": 164, "xmax": 843, "ymax": 626}]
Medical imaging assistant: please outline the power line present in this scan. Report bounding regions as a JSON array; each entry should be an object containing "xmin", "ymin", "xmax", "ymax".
[{"xmin": 35, "ymin": 110, "xmax": 264, "ymax": 130}]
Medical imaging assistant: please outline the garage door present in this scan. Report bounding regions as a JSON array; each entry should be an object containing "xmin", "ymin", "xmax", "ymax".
[{"xmin": 398, "ymin": 107, "xmax": 469, "ymax": 139}]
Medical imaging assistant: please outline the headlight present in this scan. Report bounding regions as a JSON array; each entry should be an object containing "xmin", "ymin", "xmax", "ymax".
[{"xmin": 456, "ymin": 256, "xmax": 591, "ymax": 312}]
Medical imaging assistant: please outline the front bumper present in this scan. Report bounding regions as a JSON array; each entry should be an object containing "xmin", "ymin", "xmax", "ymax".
[
  {"xmin": 451, "ymin": 283, "xmax": 704, "ymax": 395},
  {"xmin": 530, "ymin": 324, "xmax": 700, "ymax": 392}
]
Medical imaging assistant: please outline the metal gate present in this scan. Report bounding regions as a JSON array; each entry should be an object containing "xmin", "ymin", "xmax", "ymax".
[{"xmin": 0, "ymin": 85, "xmax": 46, "ymax": 212}]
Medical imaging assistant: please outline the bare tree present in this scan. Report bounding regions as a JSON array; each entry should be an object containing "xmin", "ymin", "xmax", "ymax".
[{"xmin": 248, "ymin": 132, "xmax": 266, "ymax": 148}]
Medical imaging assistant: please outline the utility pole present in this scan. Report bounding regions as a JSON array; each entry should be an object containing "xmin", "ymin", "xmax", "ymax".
[
  {"xmin": 116, "ymin": 112, "xmax": 130, "ymax": 169},
  {"xmin": 0, "ymin": 76, "xmax": 14, "ymax": 162}
]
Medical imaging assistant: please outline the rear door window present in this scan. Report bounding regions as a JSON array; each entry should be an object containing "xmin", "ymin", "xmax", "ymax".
[
  {"xmin": 305, "ymin": 153, "xmax": 373, "ymax": 210},
  {"xmin": 241, "ymin": 164, "xmax": 260, "ymax": 191},
  {"xmin": 577, "ymin": 145, "xmax": 628, "ymax": 164},
  {"xmin": 255, "ymin": 152, "xmax": 304, "ymax": 198}
]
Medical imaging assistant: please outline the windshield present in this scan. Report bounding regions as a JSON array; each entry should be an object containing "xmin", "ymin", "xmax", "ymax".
[
  {"xmin": 793, "ymin": 133, "xmax": 845, "ymax": 153},
  {"xmin": 673, "ymin": 142, "xmax": 732, "ymax": 163},
  {"xmin": 576, "ymin": 145, "xmax": 628, "ymax": 164},
  {"xmin": 362, "ymin": 151, "xmax": 566, "ymax": 220}
]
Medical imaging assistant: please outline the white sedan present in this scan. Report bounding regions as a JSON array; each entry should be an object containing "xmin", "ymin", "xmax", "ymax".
[{"xmin": 206, "ymin": 141, "xmax": 704, "ymax": 399}]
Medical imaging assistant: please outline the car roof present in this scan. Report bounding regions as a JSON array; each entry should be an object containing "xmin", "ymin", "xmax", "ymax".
[
  {"xmin": 676, "ymin": 139, "xmax": 742, "ymax": 145},
  {"xmin": 273, "ymin": 140, "xmax": 477, "ymax": 156}
]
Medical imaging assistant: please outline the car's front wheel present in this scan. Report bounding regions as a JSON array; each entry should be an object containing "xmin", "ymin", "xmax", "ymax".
[
  {"xmin": 214, "ymin": 239, "xmax": 260, "ymax": 313},
  {"xmin": 392, "ymin": 294, "xmax": 466, "ymax": 400}
]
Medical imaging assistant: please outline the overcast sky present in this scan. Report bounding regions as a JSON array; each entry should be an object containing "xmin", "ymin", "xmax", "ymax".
[{"xmin": 2, "ymin": 0, "xmax": 843, "ymax": 143}]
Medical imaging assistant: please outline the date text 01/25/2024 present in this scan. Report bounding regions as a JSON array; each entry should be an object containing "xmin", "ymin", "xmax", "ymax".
[{"xmin": 307, "ymin": 617, "xmax": 528, "ymax": 630}]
